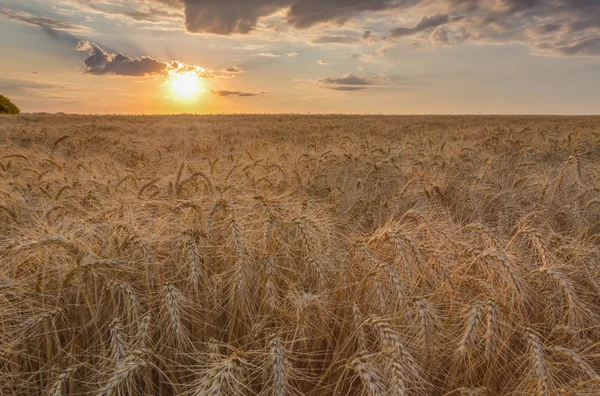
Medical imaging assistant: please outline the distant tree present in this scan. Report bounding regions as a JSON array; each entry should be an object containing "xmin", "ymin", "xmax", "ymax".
[{"xmin": 0, "ymin": 95, "xmax": 21, "ymax": 114}]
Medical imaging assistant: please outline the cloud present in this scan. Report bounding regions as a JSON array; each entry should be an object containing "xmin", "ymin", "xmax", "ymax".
[
  {"xmin": 209, "ymin": 90, "xmax": 266, "ymax": 97},
  {"xmin": 430, "ymin": 26, "xmax": 470, "ymax": 45},
  {"xmin": 390, "ymin": 13, "xmax": 451, "ymax": 38},
  {"xmin": 376, "ymin": 41, "xmax": 396, "ymax": 55},
  {"xmin": 311, "ymin": 35, "xmax": 361, "ymax": 45},
  {"xmin": 0, "ymin": 77, "xmax": 82, "ymax": 101},
  {"xmin": 320, "ymin": 74, "xmax": 375, "ymax": 85},
  {"xmin": 318, "ymin": 60, "xmax": 328, "ymax": 65},
  {"xmin": 0, "ymin": 78, "xmax": 67, "ymax": 92},
  {"xmin": 286, "ymin": 52, "xmax": 300, "ymax": 57},
  {"xmin": 287, "ymin": 0, "xmax": 418, "ymax": 29},
  {"xmin": 254, "ymin": 52, "xmax": 281, "ymax": 57},
  {"xmin": 121, "ymin": 4, "xmax": 183, "ymax": 22},
  {"xmin": 76, "ymin": 41, "xmax": 211, "ymax": 77},
  {"xmin": 0, "ymin": 7, "xmax": 109, "ymax": 48},
  {"xmin": 77, "ymin": 41, "xmax": 167, "ymax": 76},
  {"xmin": 39, "ymin": 0, "xmax": 600, "ymax": 60},
  {"xmin": 326, "ymin": 86, "xmax": 367, "ymax": 91},
  {"xmin": 177, "ymin": 0, "xmax": 418, "ymax": 35},
  {"xmin": 0, "ymin": 8, "xmax": 89, "ymax": 32},
  {"xmin": 379, "ymin": 0, "xmax": 600, "ymax": 57},
  {"xmin": 222, "ymin": 67, "xmax": 245, "ymax": 73},
  {"xmin": 183, "ymin": 0, "xmax": 283, "ymax": 35},
  {"xmin": 59, "ymin": 0, "xmax": 600, "ymax": 59},
  {"xmin": 362, "ymin": 30, "xmax": 375, "ymax": 42},
  {"xmin": 179, "ymin": 0, "xmax": 598, "ymax": 59},
  {"xmin": 318, "ymin": 73, "xmax": 388, "ymax": 91},
  {"xmin": 497, "ymin": 0, "xmax": 541, "ymax": 13},
  {"xmin": 66, "ymin": 1, "xmax": 182, "ymax": 24},
  {"xmin": 233, "ymin": 44, "xmax": 268, "ymax": 50},
  {"xmin": 549, "ymin": 36, "xmax": 600, "ymax": 56}
]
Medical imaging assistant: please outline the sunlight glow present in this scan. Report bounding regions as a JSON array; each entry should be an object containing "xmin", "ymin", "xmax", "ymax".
[{"xmin": 170, "ymin": 72, "xmax": 202, "ymax": 98}]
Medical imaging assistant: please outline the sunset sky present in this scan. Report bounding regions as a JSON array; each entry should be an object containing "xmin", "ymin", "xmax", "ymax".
[{"xmin": 0, "ymin": 0, "xmax": 599, "ymax": 114}]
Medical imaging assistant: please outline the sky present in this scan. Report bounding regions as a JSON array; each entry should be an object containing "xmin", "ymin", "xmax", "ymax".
[{"xmin": 0, "ymin": 0, "xmax": 599, "ymax": 114}]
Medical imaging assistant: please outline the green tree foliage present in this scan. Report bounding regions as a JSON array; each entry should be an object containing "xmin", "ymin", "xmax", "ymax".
[{"xmin": 0, "ymin": 95, "xmax": 21, "ymax": 114}]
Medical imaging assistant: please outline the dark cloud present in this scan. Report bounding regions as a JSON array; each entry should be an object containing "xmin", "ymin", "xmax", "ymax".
[
  {"xmin": 209, "ymin": 90, "xmax": 266, "ymax": 97},
  {"xmin": 444, "ymin": 0, "xmax": 481, "ymax": 12},
  {"xmin": 20, "ymin": 0, "xmax": 596, "ymax": 60},
  {"xmin": 311, "ymin": 35, "xmax": 361, "ymax": 45},
  {"xmin": 171, "ymin": 0, "xmax": 597, "ymax": 59},
  {"xmin": 498, "ymin": 0, "xmax": 541, "ymax": 13},
  {"xmin": 558, "ymin": 0, "xmax": 600, "ymax": 10},
  {"xmin": 568, "ymin": 16, "xmax": 600, "ymax": 34},
  {"xmin": 77, "ymin": 41, "xmax": 167, "ymax": 76},
  {"xmin": 76, "ymin": 41, "xmax": 211, "ymax": 77},
  {"xmin": 122, "ymin": 6, "xmax": 183, "ymax": 22},
  {"xmin": 184, "ymin": 1, "xmax": 286, "ymax": 35},
  {"xmin": 430, "ymin": 26, "xmax": 470, "ymax": 45},
  {"xmin": 0, "ymin": 8, "xmax": 89, "ymax": 31},
  {"xmin": 552, "ymin": 36, "xmax": 600, "ymax": 56},
  {"xmin": 376, "ymin": 0, "xmax": 600, "ymax": 57},
  {"xmin": 362, "ymin": 30, "xmax": 373, "ymax": 41},
  {"xmin": 319, "ymin": 73, "xmax": 388, "ymax": 91},
  {"xmin": 67, "ymin": 0, "xmax": 599, "ymax": 58},
  {"xmin": 390, "ymin": 13, "xmax": 450, "ymax": 38},
  {"xmin": 326, "ymin": 86, "xmax": 367, "ymax": 91},
  {"xmin": 286, "ymin": 0, "xmax": 416, "ymax": 29},
  {"xmin": 177, "ymin": 0, "xmax": 421, "ymax": 35},
  {"xmin": 150, "ymin": 0, "xmax": 184, "ymax": 6},
  {"xmin": 321, "ymin": 74, "xmax": 374, "ymax": 85},
  {"xmin": 222, "ymin": 67, "xmax": 245, "ymax": 73},
  {"xmin": 536, "ymin": 22, "xmax": 562, "ymax": 34}
]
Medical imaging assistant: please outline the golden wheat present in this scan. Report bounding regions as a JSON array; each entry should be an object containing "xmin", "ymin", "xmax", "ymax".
[{"xmin": 1, "ymin": 114, "xmax": 600, "ymax": 395}]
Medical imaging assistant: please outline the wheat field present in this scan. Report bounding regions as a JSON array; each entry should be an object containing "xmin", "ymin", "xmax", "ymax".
[{"xmin": 1, "ymin": 114, "xmax": 600, "ymax": 395}]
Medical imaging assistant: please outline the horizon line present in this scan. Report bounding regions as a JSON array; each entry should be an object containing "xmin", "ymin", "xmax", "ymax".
[{"xmin": 10, "ymin": 112, "xmax": 600, "ymax": 117}]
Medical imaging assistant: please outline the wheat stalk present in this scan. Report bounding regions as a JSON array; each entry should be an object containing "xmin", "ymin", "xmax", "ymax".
[
  {"xmin": 270, "ymin": 338, "xmax": 288, "ymax": 396},
  {"xmin": 350, "ymin": 355, "xmax": 386, "ymax": 396},
  {"xmin": 162, "ymin": 283, "xmax": 191, "ymax": 349},
  {"xmin": 551, "ymin": 346, "xmax": 599, "ymax": 381},
  {"xmin": 47, "ymin": 364, "xmax": 80, "ymax": 396},
  {"xmin": 195, "ymin": 351, "xmax": 248, "ymax": 396},
  {"xmin": 525, "ymin": 329, "xmax": 551, "ymax": 396},
  {"xmin": 458, "ymin": 302, "xmax": 484, "ymax": 358},
  {"xmin": 96, "ymin": 350, "xmax": 148, "ymax": 396},
  {"xmin": 109, "ymin": 318, "xmax": 127, "ymax": 363}
]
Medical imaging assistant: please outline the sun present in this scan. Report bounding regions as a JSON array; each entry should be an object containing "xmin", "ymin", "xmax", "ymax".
[{"xmin": 170, "ymin": 72, "xmax": 202, "ymax": 98}]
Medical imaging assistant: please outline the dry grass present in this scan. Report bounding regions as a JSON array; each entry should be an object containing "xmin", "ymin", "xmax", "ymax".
[{"xmin": 1, "ymin": 114, "xmax": 600, "ymax": 395}]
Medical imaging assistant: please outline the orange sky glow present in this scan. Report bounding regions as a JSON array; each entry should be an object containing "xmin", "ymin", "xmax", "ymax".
[{"xmin": 0, "ymin": 0, "xmax": 599, "ymax": 114}]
